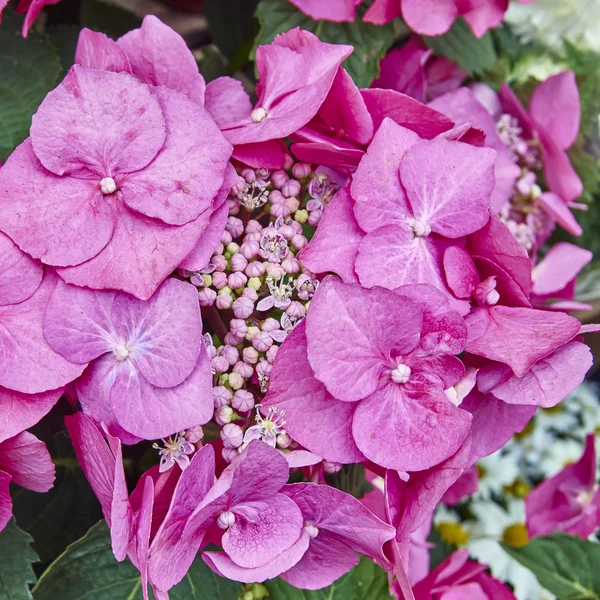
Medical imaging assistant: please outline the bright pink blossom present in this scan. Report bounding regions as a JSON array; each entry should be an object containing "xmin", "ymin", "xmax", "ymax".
[
  {"xmin": 1, "ymin": 0, "xmax": 60, "ymax": 37},
  {"xmin": 0, "ymin": 431, "xmax": 55, "ymax": 531},
  {"xmin": 263, "ymin": 277, "xmax": 472, "ymax": 471},
  {"xmin": 44, "ymin": 278, "xmax": 213, "ymax": 442},
  {"xmin": 526, "ymin": 434, "xmax": 600, "ymax": 539},
  {"xmin": 413, "ymin": 549, "xmax": 517, "ymax": 600},
  {"xmin": 0, "ymin": 64, "xmax": 231, "ymax": 299}
]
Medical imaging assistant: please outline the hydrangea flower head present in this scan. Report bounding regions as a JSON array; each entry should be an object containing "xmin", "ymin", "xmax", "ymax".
[
  {"xmin": 0, "ymin": 64, "xmax": 231, "ymax": 299},
  {"xmin": 44, "ymin": 278, "xmax": 213, "ymax": 442}
]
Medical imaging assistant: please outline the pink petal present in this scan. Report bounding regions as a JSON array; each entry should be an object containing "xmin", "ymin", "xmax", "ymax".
[
  {"xmin": 120, "ymin": 87, "xmax": 231, "ymax": 226},
  {"xmin": 224, "ymin": 495, "xmax": 304, "ymax": 568},
  {"xmin": 0, "ymin": 471, "xmax": 11, "ymax": 532},
  {"xmin": 478, "ymin": 341, "xmax": 591, "ymax": 408},
  {"xmin": 0, "ymin": 232, "xmax": 43, "ymax": 306},
  {"xmin": 19, "ymin": 0, "xmax": 60, "ymax": 37},
  {"xmin": 443, "ymin": 245, "xmax": 480, "ymax": 299},
  {"xmin": 31, "ymin": 66, "xmax": 166, "ymax": 178},
  {"xmin": 530, "ymin": 71, "xmax": 580, "ymax": 150},
  {"xmin": 291, "ymin": 143, "xmax": 365, "ymax": 172},
  {"xmin": 135, "ymin": 475, "xmax": 154, "ymax": 600},
  {"xmin": 288, "ymin": 0, "xmax": 361, "ymax": 21},
  {"xmin": 117, "ymin": 15, "xmax": 206, "ymax": 104},
  {"xmin": 539, "ymin": 144, "xmax": 584, "ymax": 206},
  {"xmin": 363, "ymin": 0, "xmax": 402, "ymax": 24},
  {"xmin": 299, "ymin": 187, "xmax": 363, "ymax": 284},
  {"xmin": 231, "ymin": 141, "xmax": 287, "ymax": 169},
  {"xmin": 352, "ymin": 383, "xmax": 471, "ymax": 471},
  {"xmin": 75, "ymin": 28, "xmax": 131, "ymax": 73},
  {"xmin": 532, "ymin": 242, "xmax": 592, "ymax": 297},
  {"xmin": 203, "ymin": 529, "xmax": 310, "ymax": 583},
  {"xmin": 462, "ymin": 0, "xmax": 509, "ymax": 38},
  {"xmin": 498, "ymin": 82, "xmax": 535, "ymax": 140},
  {"xmin": 0, "ymin": 431, "xmax": 54, "ymax": 492},
  {"xmin": 261, "ymin": 322, "xmax": 365, "ymax": 464},
  {"xmin": 466, "ymin": 305, "xmax": 581, "ymax": 377},
  {"xmin": 57, "ymin": 201, "xmax": 213, "ymax": 300},
  {"xmin": 204, "ymin": 77, "xmax": 253, "ymax": 130},
  {"xmin": 305, "ymin": 277, "xmax": 422, "ymax": 401},
  {"xmin": 442, "ymin": 465, "xmax": 479, "ymax": 505},
  {"xmin": 113, "ymin": 279, "xmax": 202, "ymax": 388},
  {"xmin": 0, "ymin": 271, "xmax": 85, "ymax": 394},
  {"xmin": 361, "ymin": 89, "xmax": 453, "ymax": 140},
  {"xmin": 401, "ymin": 0, "xmax": 458, "ymax": 36},
  {"xmin": 401, "ymin": 138, "xmax": 496, "ymax": 238},
  {"xmin": 356, "ymin": 225, "xmax": 449, "ymax": 294},
  {"xmin": 351, "ymin": 119, "xmax": 418, "ymax": 233},
  {"xmin": 0, "ymin": 387, "xmax": 62, "ymax": 444},
  {"xmin": 0, "ymin": 140, "xmax": 115, "ymax": 267},
  {"xmin": 280, "ymin": 533, "xmax": 359, "ymax": 589}
]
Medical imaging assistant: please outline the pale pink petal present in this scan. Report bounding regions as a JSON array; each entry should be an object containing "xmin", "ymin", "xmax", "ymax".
[
  {"xmin": 57, "ymin": 201, "xmax": 212, "ymax": 301},
  {"xmin": 305, "ymin": 277, "xmax": 422, "ymax": 401},
  {"xmin": 120, "ymin": 87, "xmax": 231, "ymax": 226},
  {"xmin": 351, "ymin": 119, "xmax": 418, "ymax": 233},
  {"xmin": 0, "ymin": 272, "xmax": 85, "ymax": 394},
  {"xmin": 363, "ymin": 0, "xmax": 402, "ymax": 24},
  {"xmin": 401, "ymin": 0, "xmax": 458, "ymax": 35},
  {"xmin": 113, "ymin": 278, "xmax": 202, "ymax": 388},
  {"xmin": 470, "ymin": 82, "xmax": 502, "ymax": 117},
  {"xmin": 179, "ymin": 204, "xmax": 227, "ymax": 271},
  {"xmin": 530, "ymin": 71, "xmax": 580, "ymax": 150},
  {"xmin": 204, "ymin": 77, "xmax": 253, "ymax": 130},
  {"xmin": 538, "ymin": 191, "xmax": 582, "ymax": 236},
  {"xmin": 0, "ymin": 387, "xmax": 62, "ymax": 444},
  {"xmin": 284, "ymin": 450, "xmax": 322, "ymax": 469},
  {"xmin": 444, "ymin": 245, "xmax": 480, "ymax": 299},
  {"xmin": 224, "ymin": 495, "xmax": 304, "ymax": 568},
  {"xmin": 31, "ymin": 66, "xmax": 166, "ymax": 178},
  {"xmin": 462, "ymin": 0, "xmax": 509, "ymax": 38},
  {"xmin": 135, "ymin": 475, "xmax": 154, "ymax": 600},
  {"xmin": 478, "ymin": 341, "xmax": 591, "ymax": 408},
  {"xmin": 117, "ymin": 15, "xmax": 206, "ymax": 104},
  {"xmin": 75, "ymin": 29, "xmax": 131, "ymax": 73},
  {"xmin": 361, "ymin": 89, "xmax": 453, "ymax": 140},
  {"xmin": 289, "ymin": 0, "xmax": 361, "ymax": 21},
  {"xmin": 498, "ymin": 82, "xmax": 535, "ymax": 140},
  {"xmin": 231, "ymin": 141, "xmax": 287, "ymax": 169},
  {"xmin": 261, "ymin": 323, "xmax": 365, "ymax": 464},
  {"xmin": 401, "ymin": 138, "xmax": 496, "ymax": 238},
  {"xmin": 19, "ymin": 0, "xmax": 60, "ymax": 37},
  {"xmin": 532, "ymin": 242, "xmax": 592, "ymax": 297},
  {"xmin": 299, "ymin": 187, "xmax": 363, "ymax": 284},
  {"xmin": 465, "ymin": 306, "xmax": 581, "ymax": 377},
  {"xmin": 0, "ymin": 232, "xmax": 43, "ymax": 306},
  {"xmin": 0, "ymin": 431, "xmax": 54, "ymax": 492},
  {"xmin": 353, "ymin": 383, "xmax": 471, "ymax": 471},
  {"xmin": 539, "ymin": 144, "xmax": 584, "ymax": 206},
  {"xmin": 203, "ymin": 530, "xmax": 310, "ymax": 583},
  {"xmin": 0, "ymin": 140, "xmax": 115, "ymax": 267}
]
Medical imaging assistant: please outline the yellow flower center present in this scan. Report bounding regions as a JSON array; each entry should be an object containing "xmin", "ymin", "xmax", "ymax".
[
  {"xmin": 502, "ymin": 523, "xmax": 528, "ymax": 548},
  {"xmin": 436, "ymin": 522, "xmax": 469, "ymax": 547},
  {"xmin": 514, "ymin": 417, "xmax": 535, "ymax": 439},
  {"xmin": 503, "ymin": 479, "xmax": 532, "ymax": 499}
]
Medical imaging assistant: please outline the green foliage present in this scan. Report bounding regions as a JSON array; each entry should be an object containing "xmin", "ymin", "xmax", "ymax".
[
  {"xmin": 0, "ymin": 519, "xmax": 39, "ymax": 600},
  {"xmin": 265, "ymin": 556, "xmax": 393, "ymax": 599},
  {"xmin": 254, "ymin": 0, "xmax": 395, "ymax": 87},
  {"xmin": 502, "ymin": 533, "xmax": 600, "ymax": 599},
  {"xmin": 427, "ymin": 528, "xmax": 457, "ymax": 570},
  {"xmin": 0, "ymin": 12, "xmax": 62, "ymax": 161},
  {"xmin": 79, "ymin": 0, "xmax": 141, "ymax": 39},
  {"xmin": 423, "ymin": 17, "xmax": 497, "ymax": 75},
  {"xmin": 32, "ymin": 521, "xmax": 241, "ymax": 599},
  {"xmin": 46, "ymin": 24, "xmax": 80, "ymax": 75}
]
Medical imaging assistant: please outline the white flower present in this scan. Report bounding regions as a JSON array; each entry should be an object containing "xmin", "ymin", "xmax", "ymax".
[
  {"xmin": 476, "ymin": 450, "xmax": 520, "ymax": 498},
  {"xmin": 537, "ymin": 437, "xmax": 585, "ymax": 479}
]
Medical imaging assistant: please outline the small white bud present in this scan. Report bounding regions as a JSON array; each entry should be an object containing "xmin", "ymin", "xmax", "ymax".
[{"xmin": 100, "ymin": 177, "xmax": 117, "ymax": 195}]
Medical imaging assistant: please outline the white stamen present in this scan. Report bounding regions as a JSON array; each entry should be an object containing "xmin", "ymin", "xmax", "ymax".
[
  {"xmin": 412, "ymin": 220, "xmax": 431, "ymax": 237},
  {"xmin": 251, "ymin": 107, "xmax": 268, "ymax": 123},
  {"xmin": 218, "ymin": 511, "xmax": 236, "ymax": 529},
  {"xmin": 100, "ymin": 177, "xmax": 117, "ymax": 195},
  {"xmin": 391, "ymin": 363, "xmax": 411, "ymax": 384},
  {"xmin": 485, "ymin": 289, "xmax": 500, "ymax": 306},
  {"xmin": 113, "ymin": 342, "xmax": 130, "ymax": 361},
  {"xmin": 305, "ymin": 524, "xmax": 319, "ymax": 539}
]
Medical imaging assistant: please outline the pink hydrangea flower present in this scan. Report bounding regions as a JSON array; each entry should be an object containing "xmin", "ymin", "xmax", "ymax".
[
  {"xmin": 0, "ymin": 430, "xmax": 55, "ymax": 532},
  {"xmin": 413, "ymin": 549, "xmax": 517, "ymax": 599},
  {"xmin": 263, "ymin": 277, "xmax": 472, "ymax": 472},
  {"xmin": 0, "ymin": 63, "xmax": 231, "ymax": 299},
  {"xmin": 526, "ymin": 434, "xmax": 600, "ymax": 539},
  {"xmin": 1, "ymin": 0, "xmax": 60, "ymax": 37},
  {"xmin": 44, "ymin": 278, "xmax": 213, "ymax": 442}
]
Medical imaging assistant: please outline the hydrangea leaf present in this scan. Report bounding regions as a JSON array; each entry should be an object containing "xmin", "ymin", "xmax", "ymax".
[
  {"xmin": 0, "ymin": 518, "xmax": 38, "ymax": 600},
  {"xmin": 254, "ymin": 0, "xmax": 395, "ymax": 87},
  {"xmin": 502, "ymin": 533, "xmax": 600, "ymax": 600},
  {"xmin": 0, "ymin": 12, "xmax": 62, "ymax": 162},
  {"xmin": 79, "ymin": 0, "xmax": 142, "ymax": 39},
  {"xmin": 32, "ymin": 521, "xmax": 241, "ymax": 599},
  {"xmin": 423, "ymin": 17, "xmax": 497, "ymax": 75}
]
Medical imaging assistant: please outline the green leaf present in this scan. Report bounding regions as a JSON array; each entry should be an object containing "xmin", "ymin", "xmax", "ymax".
[
  {"xmin": 502, "ymin": 533, "xmax": 600, "ymax": 600},
  {"xmin": 0, "ymin": 519, "xmax": 39, "ymax": 600},
  {"xmin": 32, "ymin": 520, "xmax": 241, "ymax": 599},
  {"xmin": 423, "ymin": 17, "xmax": 497, "ymax": 75},
  {"xmin": 80, "ymin": 0, "xmax": 141, "ymax": 39},
  {"xmin": 12, "ymin": 433, "xmax": 103, "ymax": 568},
  {"xmin": 46, "ymin": 24, "xmax": 81, "ymax": 76},
  {"xmin": 254, "ymin": 0, "xmax": 395, "ymax": 87},
  {"xmin": 265, "ymin": 556, "xmax": 393, "ymax": 599},
  {"xmin": 0, "ymin": 11, "xmax": 62, "ymax": 162}
]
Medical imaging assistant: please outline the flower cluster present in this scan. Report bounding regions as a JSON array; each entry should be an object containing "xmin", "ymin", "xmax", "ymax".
[{"xmin": 0, "ymin": 11, "xmax": 598, "ymax": 600}]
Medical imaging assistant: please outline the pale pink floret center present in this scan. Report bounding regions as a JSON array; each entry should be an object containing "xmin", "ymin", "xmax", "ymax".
[
  {"xmin": 391, "ymin": 363, "xmax": 411, "ymax": 384},
  {"xmin": 251, "ymin": 107, "xmax": 268, "ymax": 123},
  {"xmin": 113, "ymin": 340, "xmax": 131, "ymax": 361},
  {"xmin": 100, "ymin": 177, "xmax": 117, "ymax": 195}
]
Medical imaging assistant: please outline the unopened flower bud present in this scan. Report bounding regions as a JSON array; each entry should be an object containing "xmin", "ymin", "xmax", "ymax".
[
  {"xmin": 220, "ymin": 345, "xmax": 239, "ymax": 366},
  {"xmin": 227, "ymin": 217, "xmax": 244, "ymax": 238},
  {"xmin": 266, "ymin": 345, "xmax": 278, "ymax": 364},
  {"xmin": 221, "ymin": 448, "xmax": 239, "ymax": 463},
  {"xmin": 211, "ymin": 355, "xmax": 229, "ymax": 374},
  {"xmin": 221, "ymin": 230, "xmax": 233, "ymax": 246},
  {"xmin": 228, "ymin": 272, "xmax": 247, "ymax": 290},
  {"xmin": 262, "ymin": 318, "xmax": 280, "ymax": 332},
  {"xmin": 241, "ymin": 241, "xmax": 259, "ymax": 261},
  {"xmin": 185, "ymin": 425, "xmax": 204, "ymax": 444},
  {"xmin": 294, "ymin": 210, "xmax": 308, "ymax": 225},
  {"xmin": 251, "ymin": 107, "xmax": 268, "ymax": 123},
  {"xmin": 284, "ymin": 197, "xmax": 300, "ymax": 212},
  {"xmin": 243, "ymin": 346, "xmax": 259, "ymax": 364},
  {"xmin": 230, "ymin": 318, "xmax": 248, "ymax": 338},
  {"xmin": 270, "ymin": 203, "xmax": 291, "ymax": 218},
  {"xmin": 323, "ymin": 461, "xmax": 342, "ymax": 474},
  {"xmin": 221, "ymin": 423, "xmax": 244, "ymax": 449},
  {"xmin": 292, "ymin": 163, "xmax": 311, "ymax": 179},
  {"xmin": 215, "ymin": 292, "xmax": 233, "ymax": 310},
  {"xmin": 243, "ymin": 287, "xmax": 259, "ymax": 301},
  {"xmin": 253, "ymin": 331, "xmax": 273, "ymax": 352},
  {"xmin": 233, "ymin": 296, "xmax": 254, "ymax": 318},
  {"xmin": 308, "ymin": 209, "xmax": 322, "ymax": 226},
  {"xmin": 265, "ymin": 263, "xmax": 284, "ymax": 280},
  {"xmin": 282, "ymin": 257, "xmax": 300, "ymax": 274},
  {"xmin": 230, "ymin": 253, "xmax": 248, "ymax": 272},
  {"xmin": 224, "ymin": 332, "xmax": 243, "ymax": 346},
  {"xmin": 245, "ymin": 325, "xmax": 260, "ymax": 341},
  {"xmin": 233, "ymin": 361, "xmax": 253, "ymax": 379},
  {"xmin": 271, "ymin": 170, "xmax": 288, "ymax": 188},
  {"xmin": 228, "ymin": 372, "xmax": 243, "ymax": 390},
  {"xmin": 212, "ymin": 271, "xmax": 228, "ymax": 289},
  {"xmin": 232, "ymin": 389, "xmax": 255, "ymax": 412},
  {"xmin": 291, "ymin": 233, "xmax": 308, "ymax": 249},
  {"xmin": 215, "ymin": 406, "xmax": 233, "ymax": 425},
  {"xmin": 213, "ymin": 386, "xmax": 232, "ymax": 408},
  {"xmin": 276, "ymin": 432, "xmax": 291, "ymax": 449},
  {"xmin": 305, "ymin": 524, "xmax": 319, "ymax": 538},
  {"xmin": 247, "ymin": 276, "xmax": 262, "ymax": 290},
  {"xmin": 198, "ymin": 288, "xmax": 216, "ymax": 306},
  {"xmin": 217, "ymin": 510, "xmax": 236, "ymax": 529},
  {"xmin": 283, "ymin": 154, "xmax": 294, "ymax": 170},
  {"xmin": 282, "ymin": 179, "xmax": 301, "ymax": 199}
]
